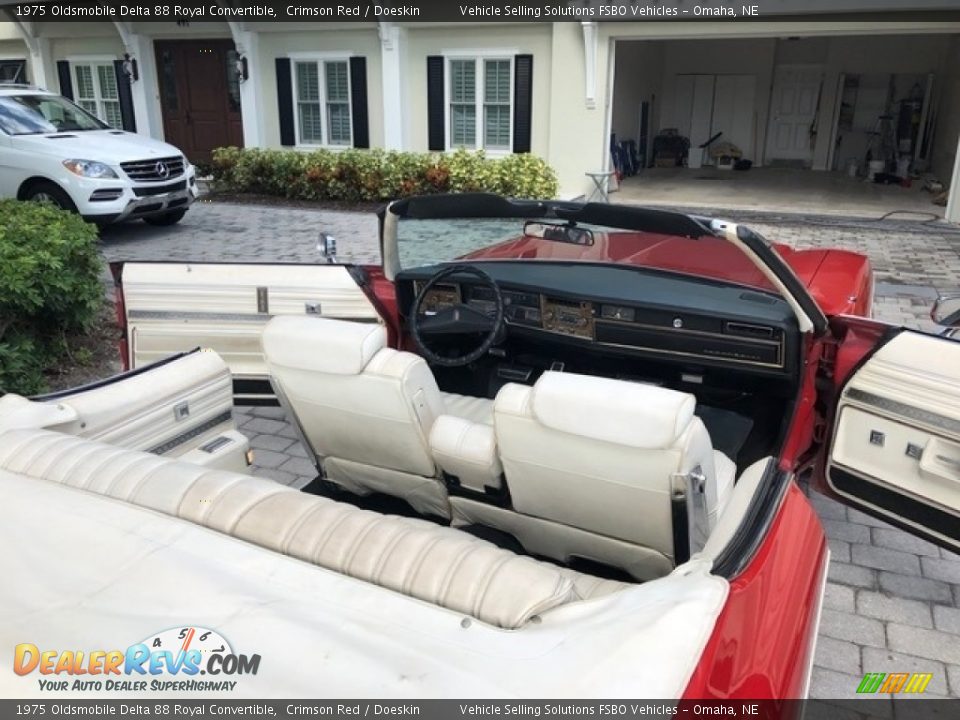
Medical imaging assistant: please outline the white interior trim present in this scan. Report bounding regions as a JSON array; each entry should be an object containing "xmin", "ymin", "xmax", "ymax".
[
  {"xmin": 382, "ymin": 202, "xmax": 401, "ymax": 282},
  {"xmin": 717, "ymin": 221, "xmax": 815, "ymax": 334}
]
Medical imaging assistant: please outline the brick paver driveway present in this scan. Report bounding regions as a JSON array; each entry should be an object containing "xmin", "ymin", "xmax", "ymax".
[{"xmin": 99, "ymin": 200, "xmax": 960, "ymax": 698}]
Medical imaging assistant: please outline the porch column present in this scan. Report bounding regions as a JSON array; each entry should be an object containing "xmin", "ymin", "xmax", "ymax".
[
  {"xmin": 228, "ymin": 23, "xmax": 264, "ymax": 148},
  {"xmin": 27, "ymin": 36, "xmax": 53, "ymax": 91},
  {"xmin": 379, "ymin": 21, "xmax": 406, "ymax": 150},
  {"xmin": 947, "ymin": 132, "xmax": 960, "ymax": 224},
  {"xmin": 114, "ymin": 23, "xmax": 162, "ymax": 140}
]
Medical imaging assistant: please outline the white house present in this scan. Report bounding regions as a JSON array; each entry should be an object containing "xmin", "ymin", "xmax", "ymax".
[{"xmin": 2, "ymin": 3, "xmax": 960, "ymax": 221}]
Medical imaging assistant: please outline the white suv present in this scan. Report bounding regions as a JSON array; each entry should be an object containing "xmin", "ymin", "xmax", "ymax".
[{"xmin": 0, "ymin": 85, "xmax": 197, "ymax": 225}]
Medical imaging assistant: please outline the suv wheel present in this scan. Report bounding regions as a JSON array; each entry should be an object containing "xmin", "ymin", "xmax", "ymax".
[
  {"xmin": 23, "ymin": 182, "xmax": 77, "ymax": 212},
  {"xmin": 143, "ymin": 209, "xmax": 188, "ymax": 227}
]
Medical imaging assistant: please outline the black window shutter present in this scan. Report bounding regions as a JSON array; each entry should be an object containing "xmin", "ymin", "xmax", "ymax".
[
  {"xmin": 57, "ymin": 61, "xmax": 73, "ymax": 100},
  {"xmin": 513, "ymin": 54, "xmax": 533, "ymax": 154},
  {"xmin": 113, "ymin": 61, "xmax": 137, "ymax": 132},
  {"xmin": 349, "ymin": 57, "xmax": 369, "ymax": 149},
  {"xmin": 426, "ymin": 56, "xmax": 445, "ymax": 151},
  {"xmin": 276, "ymin": 58, "xmax": 295, "ymax": 147}
]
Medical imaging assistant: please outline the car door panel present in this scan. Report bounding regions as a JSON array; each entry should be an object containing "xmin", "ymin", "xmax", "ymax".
[
  {"xmin": 119, "ymin": 262, "xmax": 382, "ymax": 401},
  {"xmin": 825, "ymin": 330, "xmax": 960, "ymax": 552},
  {"xmin": 23, "ymin": 350, "xmax": 249, "ymax": 471}
]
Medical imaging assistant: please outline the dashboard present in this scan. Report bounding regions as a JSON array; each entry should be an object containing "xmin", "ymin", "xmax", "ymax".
[{"xmin": 400, "ymin": 262, "xmax": 800, "ymax": 379}]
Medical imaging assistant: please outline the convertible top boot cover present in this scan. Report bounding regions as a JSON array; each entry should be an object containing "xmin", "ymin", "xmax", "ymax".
[
  {"xmin": 0, "ymin": 428, "xmax": 628, "ymax": 629},
  {"xmin": 0, "ymin": 431, "xmax": 729, "ymax": 698}
]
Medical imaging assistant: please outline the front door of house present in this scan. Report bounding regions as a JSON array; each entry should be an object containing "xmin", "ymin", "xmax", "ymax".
[
  {"xmin": 765, "ymin": 65, "xmax": 823, "ymax": 165},
  {"xmin": 155, "ymin": 39, "xmax": 243, "ymax": 164}
]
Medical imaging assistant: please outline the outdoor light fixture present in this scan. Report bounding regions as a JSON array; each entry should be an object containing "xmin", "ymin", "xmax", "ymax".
[
  {"xmin": 236, "ymin": 55, "xmax": 249, "ymax": 82},
  {"xmin": 122, "ymin": 53, "xmax": 139, "ymax": 82}
]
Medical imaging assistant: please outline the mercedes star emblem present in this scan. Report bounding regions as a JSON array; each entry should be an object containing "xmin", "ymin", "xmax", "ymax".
[{"xmin": 155, "ymin": 161, "xmax": 169, "ymax": 179}]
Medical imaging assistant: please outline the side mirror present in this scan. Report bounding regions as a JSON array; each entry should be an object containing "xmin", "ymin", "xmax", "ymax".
[
  {"xmin": 931, "ymin": 294, "xmax": 960, "ymax": 327},
  {"xmin": 317, "ymin": 233, "xmax": 337, "ymax": 264}
]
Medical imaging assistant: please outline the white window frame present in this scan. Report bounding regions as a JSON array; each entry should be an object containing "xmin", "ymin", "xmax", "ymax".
[
  {"xmin": 442, "ymin": 50, "xmax": 516, "ymax": 155},
  {"xmin": 66, "ymin": 55, "xmax": 121, "ymax": 127},
  {"xmin": 288, "ymin": 52, "xmax": 354, "ymax": 151}
]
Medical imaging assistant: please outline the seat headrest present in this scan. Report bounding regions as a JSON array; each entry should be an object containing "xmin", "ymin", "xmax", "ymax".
[
  {"xmin": 262, "ymin": 316, "xmax": 387, "ymax": 375},
  {"xmin": 529, "ymin": 372, "xmax": 696, "ymax": 449}
]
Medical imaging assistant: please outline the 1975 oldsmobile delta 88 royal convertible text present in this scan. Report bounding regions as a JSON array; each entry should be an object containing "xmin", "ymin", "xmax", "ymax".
[{"xmin": 1, "ymin": 194, "xmax": 958, "ymax": 699}]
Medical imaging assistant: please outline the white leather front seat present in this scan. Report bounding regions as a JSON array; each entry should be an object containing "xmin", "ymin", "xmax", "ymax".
[
  {"xmin": 261, "ymin": 316, "xmax": 493, "ymax": 517},
  {"xmin": 489, "ymin": 372, "xmax": 736, "ymax": 578}
]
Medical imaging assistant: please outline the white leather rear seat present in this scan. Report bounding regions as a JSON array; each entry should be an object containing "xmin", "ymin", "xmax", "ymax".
[{"xmin": 0, "ymin": 428, "xmax": 627, "ymax": 629}]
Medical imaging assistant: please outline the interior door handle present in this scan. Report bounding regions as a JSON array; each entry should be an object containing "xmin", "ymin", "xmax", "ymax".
[{"xmin": 935, "ymin": 454, "xmax": 960, "ymax": 469}]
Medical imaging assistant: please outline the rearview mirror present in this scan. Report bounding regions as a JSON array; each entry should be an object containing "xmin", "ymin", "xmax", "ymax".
[
  {"xmin": 523, "ymin": 221, "xmax": 594, "ymax": 246},
  {"xmin": 931, "ymin": 294, "xmax": 960, "ymax": 327}
]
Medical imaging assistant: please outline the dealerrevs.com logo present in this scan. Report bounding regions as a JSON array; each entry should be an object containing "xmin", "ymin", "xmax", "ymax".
[{"xmin": 13, "ymin": 626, "xmax": 261, "ymax": 692}]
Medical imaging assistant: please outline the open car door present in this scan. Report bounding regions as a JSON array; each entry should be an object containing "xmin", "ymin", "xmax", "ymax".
[
  {"xmin": 821, "ymin": 327, "xmax": 960, "ymax": 553},
  {"xmin": 114, "ymin": 262, "xmax": 384, "ymax": 403}
]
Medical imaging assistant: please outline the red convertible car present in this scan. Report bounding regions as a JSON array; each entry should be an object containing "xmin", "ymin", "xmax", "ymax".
[{"xmin": 1, "ymin": 194, "xmax": 958, "ymax": 700}]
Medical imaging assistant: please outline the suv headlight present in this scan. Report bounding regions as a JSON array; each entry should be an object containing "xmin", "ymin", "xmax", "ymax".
[{"xmin": 62, "ymin": 159, "xmax": 118, "ymax": 179}]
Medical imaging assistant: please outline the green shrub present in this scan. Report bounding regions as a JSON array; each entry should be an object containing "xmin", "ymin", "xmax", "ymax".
[
  {"xmin": 210, "ymin": 147, "xmax": 558, "ymax": 201},
  {"xmin": 0, "ymin": 200, "xmax": 103, "ymax": 395}
]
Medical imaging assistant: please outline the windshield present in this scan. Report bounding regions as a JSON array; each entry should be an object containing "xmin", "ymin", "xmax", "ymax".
[
  {"xmin": 0, "ymin": 94, "xmax": 107, "ymax": 135},
  {"xmin": 396, "ymin": 216, "xmax": 779, "ymax": 293}
]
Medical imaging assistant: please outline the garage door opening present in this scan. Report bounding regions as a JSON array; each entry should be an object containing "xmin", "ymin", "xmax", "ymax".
[{"xmin": 608, "ymin": 34, "xmax": 960, "ymax": 219}]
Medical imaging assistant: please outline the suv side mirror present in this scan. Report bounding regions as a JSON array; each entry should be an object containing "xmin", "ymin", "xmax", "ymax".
[
  {"xmin": 317, "ymin": 233, "xmax": 337, "ymax": 264},
  {"xmin": 931, "ymin": 293, "xmax": 960, "ymax": 327}
]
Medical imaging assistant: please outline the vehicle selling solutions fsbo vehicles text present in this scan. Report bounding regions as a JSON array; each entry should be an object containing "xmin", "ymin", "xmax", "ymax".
[{"xmin": 457, "ymin": 5, "xmax": 756, "ymax": 18}]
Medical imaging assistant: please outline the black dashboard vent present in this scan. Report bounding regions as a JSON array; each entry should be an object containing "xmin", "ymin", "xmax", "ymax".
[{"xmin": 725, "ymin": 321, "xmax": 776, "ymax": 339}]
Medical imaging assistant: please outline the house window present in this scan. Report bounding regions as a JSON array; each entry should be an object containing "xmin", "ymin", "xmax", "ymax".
[
  {"xmin": 294, "ymin": 58, "xmax": 352, "ymax": 147},
  {"xmin": 0, "ymin": 59, "xmax": 27, "ymax": 84},
  {"xmin": 447, "ymin": 57, "xmax": 512, "ymax": 152},
  {"xmin": 73, "ymin": 62, "xmax": 122, "ymax": 127}
]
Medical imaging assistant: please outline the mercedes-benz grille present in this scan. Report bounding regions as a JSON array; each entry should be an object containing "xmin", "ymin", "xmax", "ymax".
[{"xmin": 120, "ymin": 156, "xmax": 186, "ymax": 182}]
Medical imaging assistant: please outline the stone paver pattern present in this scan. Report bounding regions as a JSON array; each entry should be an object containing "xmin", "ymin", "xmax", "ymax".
[{"xmin": 98, "ymin": 199, "xmax": 960, "ymax": 699}]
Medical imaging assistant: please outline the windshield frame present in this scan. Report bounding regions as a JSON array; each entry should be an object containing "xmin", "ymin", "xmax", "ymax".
[
  {"xmin": 0, "ymin": 92, "xmax": 109, "ymax": 136},
  {"xmin": 379, "ymin": 193, "xmax": 827, "ymax": 336}
]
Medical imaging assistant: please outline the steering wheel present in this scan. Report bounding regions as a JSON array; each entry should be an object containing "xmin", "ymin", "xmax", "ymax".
[{"xmin": 409, "ymin": 264, "xmax": 505, "ymax": 367}]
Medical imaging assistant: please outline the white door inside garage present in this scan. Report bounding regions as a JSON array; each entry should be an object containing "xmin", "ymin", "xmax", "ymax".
[
  {"xmin": 675, "ymin": 74, "xmax": 756, "ymax": 167},
  {"xmin": 765, "ymin": 65, "xmax": 823, "ymax": 164}
]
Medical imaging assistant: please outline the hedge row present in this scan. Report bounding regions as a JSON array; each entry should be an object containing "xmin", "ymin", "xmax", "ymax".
[
  {"xmin": 0, "ymin": 200, "xmax": 103, "ymax": 395},
  {"xmin": 209, "ymin": 147, "xmax": 559, "ymax": 201}
]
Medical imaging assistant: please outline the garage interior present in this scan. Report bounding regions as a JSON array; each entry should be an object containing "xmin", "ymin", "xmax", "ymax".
[{"xmin": 608, "ymin": 34, "xmax": 960, "ymax": 219}]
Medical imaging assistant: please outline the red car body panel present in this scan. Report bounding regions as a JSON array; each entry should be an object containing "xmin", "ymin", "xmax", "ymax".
[{"xmin": 682, "ymin": 484, "xmax": 828, "ymax": 701}]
